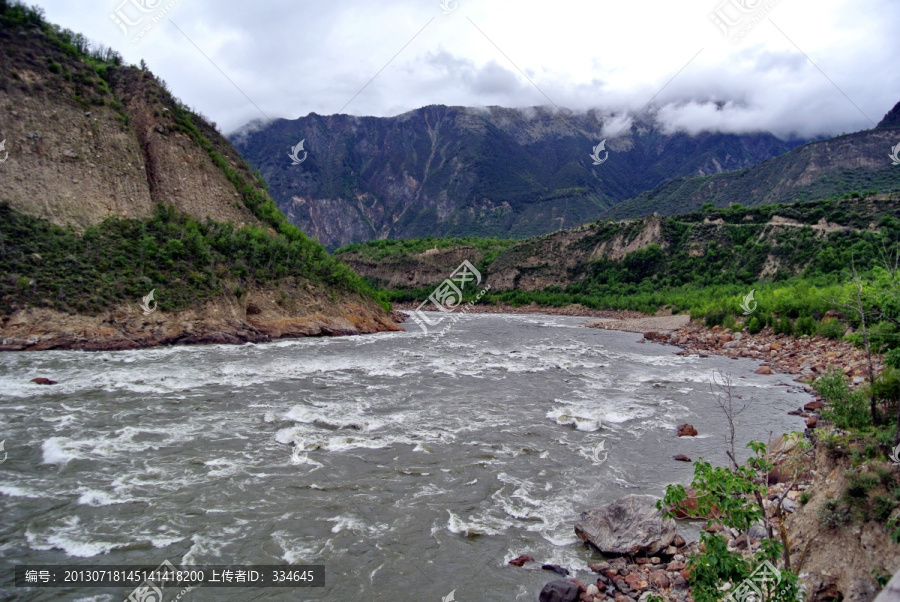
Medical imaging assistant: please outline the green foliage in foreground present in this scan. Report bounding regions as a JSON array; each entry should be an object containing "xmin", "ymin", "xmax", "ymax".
[
  {"xmin": 813, "ymin": 370, "xmax": 874, "ymax": 430},
  {"xmin": 0, "ymin": 203, "xmax": 387, "ymax": 315},
  {"xmin": 660, "ymin": 440, "xmax": 804, "ymax": 602}
]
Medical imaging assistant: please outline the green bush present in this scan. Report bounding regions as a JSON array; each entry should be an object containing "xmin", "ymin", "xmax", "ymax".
[
  {"xmin": 813, "ymin": 370, "xmax": 873, "ymax": 429},
  {"xmin": 704, "ymin": 308, "xmax": 729, "ymax": 328},
  {"xmin": 0, "ymin": 203, "xmax": 384, "ymax": 315},
  {"xmin": 747, "ymin": 317, "xmax": 763, "ymax": 335},
  {"xmin": 819, "ymin": 498, "xmax": 851, "ymax": 528},
  {"xmin": 818, "ymin": 319, "xmax": 847, "ymax": 340},
  {"xmin": 659, "ymin": 441, "xmax": 802, "ymax": 602},
  {"xmin": 795, "ymin": 316, "xmax": 816, "ymax": 336},
  {"xmin": 872, "ymin": 367, "xmax": 900, "ymax": 406},
  {"xmin": 886, "ymin": 348, "xmax": 900, "ymax": 370},
  {"xmin": 845, "ymin": 472, "xmax": 879, "ymax": 499},
  {"xmin": 774, "ymin": 316, "xmax": 794, "ymax": 336},
  {"xmin": 872, "ymin": 495, "xmax": 896, "ymax": 521}
]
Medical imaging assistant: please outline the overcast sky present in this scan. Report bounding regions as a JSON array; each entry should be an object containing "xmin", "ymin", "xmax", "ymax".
[{"xmin": 37, "ymin": 0, "xmax": 900, "ymax": 138}]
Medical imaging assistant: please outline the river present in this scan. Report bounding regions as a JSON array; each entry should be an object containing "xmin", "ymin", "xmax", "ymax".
[{"xmin": 0, "ymin": 313, "xmax": 811, "ymax": 601}]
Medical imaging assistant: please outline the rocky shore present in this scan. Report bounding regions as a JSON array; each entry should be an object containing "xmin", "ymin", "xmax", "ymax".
[
  {"xmin": 510, "ymin": 494, "xmax": 698, "ymax": 602},
  {"xmin": 631, "ymin": 321, "xmax": 883, "ymax": 386},
  {"xmin": 527, "ymin": 433, "xmax": 898, "ymax": 602},
  {"xmin": 0, "ymin": 288, "xmax": 401, "ymax": 351}
]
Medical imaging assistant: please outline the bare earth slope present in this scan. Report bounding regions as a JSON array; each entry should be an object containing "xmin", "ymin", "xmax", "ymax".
[{"xmin": 0, "ymin": 10, "xmax": 397, "ymax": 350}]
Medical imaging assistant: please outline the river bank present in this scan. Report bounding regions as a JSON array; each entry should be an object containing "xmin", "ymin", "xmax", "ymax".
[
  {"xmin": 0, "ymin": 288, "xmax": 400, "ymax": 351},
  {"xmin": 587, "ymin": 317, "xmax": 883, "ymax": 387},
  {"xmin": 392, "ymin": 301, "xmax": 648, "ymax": 320}
]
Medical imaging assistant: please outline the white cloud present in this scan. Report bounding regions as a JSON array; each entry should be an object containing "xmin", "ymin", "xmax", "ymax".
[{"xmin": 38, "ymin": 0, "xmax": 900, "ymax": 137}]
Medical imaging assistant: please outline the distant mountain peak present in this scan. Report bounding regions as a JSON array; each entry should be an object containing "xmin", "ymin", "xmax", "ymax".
[{"xmin": 877, "ymin": 100, "xmax": 900, "ymax": 129}]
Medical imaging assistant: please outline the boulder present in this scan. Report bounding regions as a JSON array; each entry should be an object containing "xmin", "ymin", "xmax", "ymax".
[
  {"xmin": 748, "ymin": 524, "xmax": 769, "ymax": 540},
  {"xmin": 624, "ymin": 573, "xmax": 647, "ymax": 591},
  {"xmin": 669, "ymin": 487, "xmax": 720, "ymax": 519},
  {"xmin": 30, "ymin": 377, "xmax": 57, "ymax": 385},
  {"xmin": 755, "ymin": 365, "xmax": 774, "ymax": 375},
  {"xmin": 542, "ymin": 564, "xmax": 570, "ymax": 576},
  {"xmin": 508, "ymin": 554, "xmax": 534, "ymax": 567},
  {"xmin": 676, "ymin": 424, "xmax": 698, "ymax": 437},
  {"xmin": 649, "ymin": 570, "xmax": 670, "ymax": 589},
  {"xmin": 803, "ymin": 400, "xmax": 824, "ymax": 411},
  {"xmin": 673, "ymin": 454, "xmax": 692, "ymax": 462},
  {"xmin": 539, "ymin": 579, "xmax": 580, "ymax": 602},
  {"xmin": 574, "ymin": 495, "xmax": 676, "ymax": 556}
]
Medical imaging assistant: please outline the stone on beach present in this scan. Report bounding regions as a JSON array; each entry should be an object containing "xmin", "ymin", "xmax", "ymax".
[
  {"xmin": 539, "ymin": 579, "xmax": 580, "ymax": 602},
  {"xmin": 574, "ymin": 495, "xmax": 676, "ymax": 556}
]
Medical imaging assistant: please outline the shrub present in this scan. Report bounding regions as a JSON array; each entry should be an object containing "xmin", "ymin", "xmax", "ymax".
[
  {"xmin": 872, "ymin": 495, "xmax": 896, "ymax": 521},
  {"xmin": 773, "ymin": 316, "xmax": 794, "ymax": 336},
  {"xmin": 819, "ymin": 498, "xmax": 850, "ymax": 528},
  {"xmin": 722, "ymin": 314, "xmax": 736, "ymax": 332},
  {"xmin": 795, "ymin": 316, "xmax": 816, "ymax": 336},
  {"xmin": 886, "ymin": 348, "xmax": 900, "ymax": 370},
  {"xmin": 705, "ymin": 308, "xmax": 728, "ymax": 328},
  {"xmin": 747, "ymin": 317, "xmax": 763, "ymax": 335},
  {"xmin": 813, "ymin": 370, "xmax": 873, "ymax": 429},
  {"xmin": 799, "ymin": 491, "xmax": 811, "ymax": 504},
  {"xmin": 872, "ymin": 367, "xmax": 900, "ymax": 406},
  {"xmin": 845, "ymin": 472, "xmax": 879, "ymax": 499},
  {"xmin": 873, "ymin": 464, "xmax": 897, "ymax": 489},
  {"xmin": 818, "ymin": 319, "xmax": 847, "ymax": 340}
]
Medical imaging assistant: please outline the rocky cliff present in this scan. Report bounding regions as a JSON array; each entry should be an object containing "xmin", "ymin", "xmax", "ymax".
[{"xmin": 230, "ymin": 106, "xmax": 806, "ymax": 248}]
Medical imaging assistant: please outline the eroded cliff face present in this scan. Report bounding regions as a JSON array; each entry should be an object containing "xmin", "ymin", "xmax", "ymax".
[
  {"xmin": 0, "ymin": 17, "xmax": 398, "ymax": 349},
  {"xmin": 231, "ymin": 106, "xmax": 806, "ymax": 248},
  {"xmin": 0, "ymin": 29, "xmax": 260, "ymax": 230}
]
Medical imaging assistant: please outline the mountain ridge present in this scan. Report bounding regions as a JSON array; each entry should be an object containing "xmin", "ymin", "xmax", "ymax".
[
  {"xmin": 231, "ymin": 105, "xmax": 808, "ymax": 248},
  {"xmin": 602, "ymin": 101, "xmax": 900, "ymax": 220}
]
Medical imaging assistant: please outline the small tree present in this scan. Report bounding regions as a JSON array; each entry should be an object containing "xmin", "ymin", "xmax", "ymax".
[{"xmin": 659, "ymin": 440, "xmax": 803, "ymax": 602}]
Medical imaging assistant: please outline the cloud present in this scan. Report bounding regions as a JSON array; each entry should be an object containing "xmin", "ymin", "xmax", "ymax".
[{"xmin": 37, "ymin": 0, "xmax": 900, "ymax": 137}]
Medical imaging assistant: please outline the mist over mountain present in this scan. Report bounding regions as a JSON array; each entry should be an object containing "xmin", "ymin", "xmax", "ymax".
[{"xmin": 603, "ymin": 100, "xmax": 900, "ymax": 219}]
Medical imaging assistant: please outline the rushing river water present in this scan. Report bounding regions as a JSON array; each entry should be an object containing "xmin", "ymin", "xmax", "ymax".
[{"xmin": 0, "ymin": 313, "xmax": 812, "ymax": 601}]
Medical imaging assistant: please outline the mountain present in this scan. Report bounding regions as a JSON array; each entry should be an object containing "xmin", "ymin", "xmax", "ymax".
[
  {"xmin": 337, "ymin": 194, "xmax": 900, "ymax": 295},
  {"xmin": 0, "ymin": 2, "xmax": 397, "ymax": 350},
  {"xmin": 603, "ymin": 102, "xmax": 900, "ymax": 220},
  {"xmin": 230, "ymin": 106, "xmax": 806, "ymax": 248}
]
